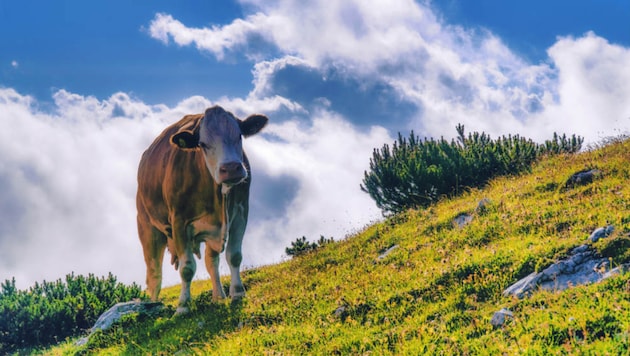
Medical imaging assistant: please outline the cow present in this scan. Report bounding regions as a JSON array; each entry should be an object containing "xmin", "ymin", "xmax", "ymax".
[{"xmin": 136, "ymin": 105, "xmax": 268, "ymax": 314}]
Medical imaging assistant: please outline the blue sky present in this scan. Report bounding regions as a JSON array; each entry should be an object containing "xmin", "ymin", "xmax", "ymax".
[
  {"xmin": 434, "ymin": 0, "xmax": 629, "ymax": 62},
  {"xmin": 3, "ymin": 0, "xmax": 627, "ymax": 107},
  {"xmin": 1, "ymin": 1, "xmax": 250, "ymax": 105},
  {"xmin": 1, "ymin": 0, "xmax": 629, "ymax": 289}
]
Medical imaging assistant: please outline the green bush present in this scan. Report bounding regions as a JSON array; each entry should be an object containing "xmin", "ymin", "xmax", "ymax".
[
  {"xmin": 286, "ymin": 236, "xmax": 334, "ymax": 257},
  {"xmin": 361, "ymin": 124, "xmax": 583, "ymax": 215},
  {"xmin": 0, "ymin": 273, "xmax": 144, "ymax": 354}
]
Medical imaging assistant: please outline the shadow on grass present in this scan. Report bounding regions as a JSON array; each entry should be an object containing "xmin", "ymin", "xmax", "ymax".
[{"xmin": 81, "ymin": 291, "xmax": 246, "ymax": 355}]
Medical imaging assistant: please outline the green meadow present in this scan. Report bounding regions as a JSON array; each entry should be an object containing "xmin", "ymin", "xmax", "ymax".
[{"xmin": 45, "ymin": 138, "xmax": 630, "ymax": 355}]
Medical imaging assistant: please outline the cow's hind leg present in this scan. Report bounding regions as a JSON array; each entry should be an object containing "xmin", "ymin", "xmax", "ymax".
[{"xmin": 139, "ymin": 221, "xmax": 167, "ymax": 302}]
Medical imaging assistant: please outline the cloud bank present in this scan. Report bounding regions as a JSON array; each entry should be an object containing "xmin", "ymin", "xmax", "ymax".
[
  {"xmin": 2, "ymin": 0, "xmax": 629, "ymax": 289},
  {"xmin": 148, "ymin": 0, "xmax": 630, "ymax": 140},
  {"xmin": 0, "ymin": 87, "xmax": 387, "ymax": 289}
]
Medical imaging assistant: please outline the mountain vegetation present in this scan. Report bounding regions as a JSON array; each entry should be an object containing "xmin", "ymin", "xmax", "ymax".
[
  {"xmin": 285, "ymin": 236, "xmax": 335, "ymax": 257},
  {"xmin": 0, "ymin": 273, "xmax": 143, "ymax": 354},
  {"xmin": 361, "ymin": 125, "xmax": 583, "ymax": 215},
  {"xmin": 11, "ymin": 136, "xmax": 630, "ymax": 355}
]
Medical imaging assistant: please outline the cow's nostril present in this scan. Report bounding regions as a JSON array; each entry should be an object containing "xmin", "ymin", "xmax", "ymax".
[{"xmin": 221, "ymin": 162, "xmax": 241, "ymax": 173}]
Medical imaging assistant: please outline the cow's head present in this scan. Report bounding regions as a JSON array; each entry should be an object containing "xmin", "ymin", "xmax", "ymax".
[{"xmin": 171, "ymin": 106, "xmax": 268, "ymax": 187}]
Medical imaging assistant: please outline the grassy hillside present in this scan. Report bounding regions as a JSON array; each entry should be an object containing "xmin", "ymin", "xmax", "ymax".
[{"xmin": 48, "ymin": 138, "xmax": 630, "ymax": 355}]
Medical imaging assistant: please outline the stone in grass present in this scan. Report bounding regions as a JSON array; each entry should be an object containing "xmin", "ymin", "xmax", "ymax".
[
  {"xmin": 491, "ymin": 308, "xmax": 513, "ymax": 327},
  {"xmin": 452, "ymin": 198, "xmax": 491, "ymax": 229},
  {"xmin": 377, "ymin": 244, "xmax": 399, "ymax": 261},
  {"xmin": 588, "ymin": 225, "xmax": 614, "ymax": 243},
  {"xmin": 475, "ymin": 198, "xmax": 492, "ymax": 214},
  {"xmin": 76, "ymin": 300, "xmax": 164, "ymax": 346},
  {"xmin": 565, "ymin": 169, "xmax": 602, "ymax": 188},
  {"xmin": 503, "ymin": 244, "xmax": 627, "ymax": 299},
  {"xmin": 452, "ymin": 213, "xmax": 473, "ymax": 229}
]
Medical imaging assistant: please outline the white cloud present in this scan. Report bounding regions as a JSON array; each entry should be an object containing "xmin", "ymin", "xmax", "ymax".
[
  {"xmin": 11, "ymin": 60, "xmax": 18, "ymax": 68},
  {"xmin": 148, "ymin": 12, "xmax": 262, "ymax": 61},
  {"xmin": 148, "ymin": 1, "xmax": 630, "ymax": 144},
  {"xmin": 0, "ymin": 89, "xmax": 170, "ymax": 288},
  {"xmin": 0, "ymin": 87, "xmax": 387, "ymax": 289},
  {"xmin": 528, "ymin": 32, "xmax": 630, "ymax": 139},
  {"xmin": 148, "ymin": 0, "xmax": 434, "ymax": 71},
  {"xmin": 244, "ymin": 110, "xmax": 390, "ymax": 263}
]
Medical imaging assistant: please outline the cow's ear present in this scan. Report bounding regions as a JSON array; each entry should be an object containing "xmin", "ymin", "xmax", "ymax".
[
  {"xmin": 239, "ymin": 114, "xmax": 268, "ymax": 138},
  {"xmin": 171, "ymin": 130, "xmax": 199, "ymax": 149},
  {"xmin": 171, "ymin": 116, "xmax": 201, "ymax": 149}
]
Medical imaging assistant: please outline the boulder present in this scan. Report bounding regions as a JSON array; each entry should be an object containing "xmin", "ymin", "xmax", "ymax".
[
  {"xmin": 76, "ymin": 300, "xmax": 164, "ymax": 346},
  {"xmin": 565, "ymin": 169, "xmax": 602, "ymax": 188},
  {"xmin": 588, "ymin": 225, "xmax": 614, "ymax": 242},
  {"xmin": 503, "ymin": 244, "xmax": 627, "ymax": 298}
]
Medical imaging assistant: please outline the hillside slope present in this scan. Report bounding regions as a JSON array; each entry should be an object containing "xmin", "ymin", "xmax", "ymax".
[{"xmin": 51, "ymin": 138, "xmax": 630, "ymax": 355}]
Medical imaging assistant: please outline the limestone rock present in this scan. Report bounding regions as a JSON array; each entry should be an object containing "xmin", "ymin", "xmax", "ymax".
[
  {"xmin": 452, "ymin": 213, "xmax": 473, "ymax": 229},
  {"xmin": 377, "ymin": 245, "xmax": 399, "ymax": 260},
  {"xmin": 491, "ymin": 308, "xmax": 513, "ymax": 327},
  {"xmin": 476, "ymin": 198, "xmax": 492, "ymax": 214},
  {"xmin": 565, "ymin": 169, "xmax": 602, "ymax": 188},
  {"xmin": 503, "ymin": 245, "xmax": 627, "ymax": 298},
  {"xmin": 588, "ymin": 225, "xmax": 614, "ymax": 242},
  {"xmin": 76, "ymin": 300, "xmax": 164, "ymax": 346}
]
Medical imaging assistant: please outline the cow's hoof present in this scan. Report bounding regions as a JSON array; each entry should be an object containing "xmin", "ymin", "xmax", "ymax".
[
  {"xmin": 230, "ymin": 285, "xmax": 246, "ymax": 299},
  {"xmin": 174, "ymin": 306, "xmax": 190, "ymax": 316}
]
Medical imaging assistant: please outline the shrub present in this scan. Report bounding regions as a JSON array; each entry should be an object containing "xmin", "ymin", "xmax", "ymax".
[
  {"xmin": 361, "ymin": 125, "xmax": 583, "ymax": 215},
  {"xmin": 286, "ymin": 236, "xmax": 334, "ymax": 257},
  {"xmin": 0, "ymin": 273, "xmax": 144, "ymax": 354}
]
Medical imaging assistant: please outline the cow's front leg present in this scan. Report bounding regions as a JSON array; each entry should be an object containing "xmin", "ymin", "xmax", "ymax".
[
  {"xmin": 226, "ymin": 215, "xmax": 246, "ymax": 299},
  {"xmin": 226, "ymin": 242, "xmax": 245, "ymax": 299},
  {"xmin": 173, "ymin": 220, "xmax": 196, "ymax": 315},
  {"xmin": 223, "ymin": 189, "xmax": 249, "ymax": 299},
  {"xmin": 176, "ymin": 248, "xmax": 196, "ymax": 314}
]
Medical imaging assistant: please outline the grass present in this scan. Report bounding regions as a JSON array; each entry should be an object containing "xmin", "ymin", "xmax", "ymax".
[{"xmin": 43, "ymin": 138, "xmax": 630, "ymax": 355}]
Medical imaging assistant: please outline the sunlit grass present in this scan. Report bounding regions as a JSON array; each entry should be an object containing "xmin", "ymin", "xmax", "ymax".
[{"xmin": 46, "ymin": 138, "xmax": 630, "ymax": 355}]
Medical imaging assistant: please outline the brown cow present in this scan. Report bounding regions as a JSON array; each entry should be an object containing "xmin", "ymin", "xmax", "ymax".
[{"xmin": 136, "ymin": 106, "xmax": 268, "ymax": 314}]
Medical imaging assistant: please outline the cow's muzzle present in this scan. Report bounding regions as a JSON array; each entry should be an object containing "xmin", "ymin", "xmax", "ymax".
[{"xmin": 218, "ymin": 161, "xmax": 247, "ymax": 185}]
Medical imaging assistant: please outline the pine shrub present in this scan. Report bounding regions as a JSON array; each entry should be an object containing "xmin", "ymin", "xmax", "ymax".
[
  {"xmin": 286, "ymin": 236, "xmax": 334, "ymax": 257},
  {"xmin": 361, "ymin": 124, "xmax": 583, "ymax": 215},
  {"xmin": 0, "ymin": 273, "xmax": 144, "ymax": 354}
]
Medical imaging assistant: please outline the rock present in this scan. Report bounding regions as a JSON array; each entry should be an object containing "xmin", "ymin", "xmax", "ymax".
[
  {"xmin": 75, "ymin": 300, "xmax": 164, "ymax": 346},
  {"xmin": 333, "ymin": 305, "xmax": 348, "ymax": 321},
  {"xmin": 476, "ymin": 198, "xmax": 492, "ymax": 214},
  {"xmin": 502, "ymin": 272, "xmax": 541, "ymax": 298},
  {"xmin": 565, "ymin": 169, "xmax": 602, "ymax": 188},
  {"xmin": 452, "ymin": 213, "xmax": 473, "ymax": 228},
  {"xmin": 490, "ymin": 308, "xmax": 513, "ymax": 327},
  {"xmin": 588, "ymin": 225, "xmax": 614, "ymax": 242},
  {"xmin": 334, "ymin": 305, "xmax": 346, "ymax": 317},
  {"xmin": 603, "ymin": 265, "xmax": 627, "ymax": 279},
  {"xmin": 377, "ymin": 245, "xmax": 399, "ymax": 260},
  {"xmin": 503, "ymin": 245, "xmax": 628, "ymax": 299}
]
